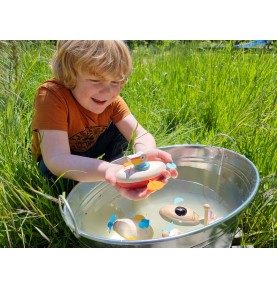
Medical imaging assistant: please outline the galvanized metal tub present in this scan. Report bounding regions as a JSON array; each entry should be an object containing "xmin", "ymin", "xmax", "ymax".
[{"xmin": 59, "ymin": 144, "xmax": 259, "ymax": 247}]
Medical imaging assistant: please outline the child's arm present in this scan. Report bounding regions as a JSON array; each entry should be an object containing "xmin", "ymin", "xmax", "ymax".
[
  {"xmin": 39, "ymin": 114, "xmax": 177, "ymax": 201},
  {"xmin": 115, "ymin": 114, "xmax": 156, "ymax": 150},
  {"xmin": 116, "ymin": 114, "xmax": 161, "ymax": 151},
  {"xmin": 116, "ymin": 114, "xmax": 173, "ymax": 162},
  {"xmin": 39, "ymin": 130, "xmax": 123, "ymax": 182}
]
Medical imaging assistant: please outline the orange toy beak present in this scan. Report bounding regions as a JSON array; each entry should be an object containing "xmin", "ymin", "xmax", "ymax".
[
  {"xmin": 147, "ymin": 180, "xmax": 165, "ymax": 192},
  {"xmin": 127, "ymin": 152, "xmax": 147, "ymax": 166}
]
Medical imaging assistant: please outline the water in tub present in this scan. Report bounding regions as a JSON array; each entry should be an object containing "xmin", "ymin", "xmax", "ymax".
[{"xmin": 78, "ymin": 179, "xmax": 231, "ymax": 240}]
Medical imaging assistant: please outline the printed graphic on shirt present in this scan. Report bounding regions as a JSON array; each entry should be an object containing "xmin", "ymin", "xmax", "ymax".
[{"xmin": 69, "ymin": 126, "xmax": 107, "ymax": 152}]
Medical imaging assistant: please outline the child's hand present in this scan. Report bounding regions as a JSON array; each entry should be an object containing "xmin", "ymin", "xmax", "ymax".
[
  {"xmin": 114, "ymin": 166, "xmax": 178, "ymax": 201},
  {"xmin": 142, "ymin": 148, "xmax": 178, "ymax": 181},
  {"xmin": 115, "ymin": 185, "xmax": 155, "ymax": 201},
  {"xmin": 143, "ymin": 148, "xmax": 173, "ymax": 163},
  {"xmin": 104, "ymin": 163, "xmax": 125, "ymax": 185},
  {"xmin": 104, "ymin": 149, "xmax": 178, "ymax": 201}
]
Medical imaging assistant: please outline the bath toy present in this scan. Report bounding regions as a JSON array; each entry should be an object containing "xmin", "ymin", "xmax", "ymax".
[
  {"xmin": 107, "ymin": 214, "xmax": 153, "ymax": 240},
  {"xmin": 203, "ymin": 204, "xmax": 221, "ymax": 225},
  {"xmin": 107, "ymin": 214, "xmax": 117, "ymax": 231},
  {"xmin": 162, "ymin": 228, "xmax": 182, "ymax": 237},
  {"xmin": 160, "ymin": 205, "xmax": 200, "ymax": 226},
  {"xmin": 116, "ymin": 151, "xmax": 178, "ymax": 191},
  {"xmin": 159, "ymin": 197, "xmax": 200, "ymax": 225},
  {"xmin": 159, "ymin": 198, "xmax": 221, "ymax": 228}
]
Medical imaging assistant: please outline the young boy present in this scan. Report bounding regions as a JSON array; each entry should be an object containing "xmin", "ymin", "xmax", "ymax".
[{"xmin": 32, "ymin": 40, "xmax": 176, "ymax": 200}]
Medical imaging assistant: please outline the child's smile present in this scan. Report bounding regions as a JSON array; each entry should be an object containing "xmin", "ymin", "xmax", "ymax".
[{"xmin": 91, "ymin": 97, "xmax": 107, "ymax": 105}]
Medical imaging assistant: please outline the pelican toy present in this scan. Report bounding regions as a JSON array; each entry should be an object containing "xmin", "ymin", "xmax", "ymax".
[
  {"xmin": 107, "ymin": 214, "xmax": 154, "ymax": 240},
  {"xmin": 115, "ymin": 151, "xmax": 178, "ymax": 192},
  {"xmin": 160, "ymin": 198, "xmax": 221, "ymax": 237}
]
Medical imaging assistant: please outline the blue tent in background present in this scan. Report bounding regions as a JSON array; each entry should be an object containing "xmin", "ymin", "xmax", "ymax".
[{"xmin": 233, "ymin": 40, "xmax": 269, "ymax": 49}]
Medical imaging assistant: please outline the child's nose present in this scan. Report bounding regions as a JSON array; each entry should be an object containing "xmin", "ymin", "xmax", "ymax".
[{"xmin": 99, "ymin": 84, "xmax": 111, "ymax": 94}]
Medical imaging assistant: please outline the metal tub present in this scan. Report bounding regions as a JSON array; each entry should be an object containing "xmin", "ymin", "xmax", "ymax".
[{"xmin": 59, "ymin": 144, "xmax": 259, "ymax": 247}]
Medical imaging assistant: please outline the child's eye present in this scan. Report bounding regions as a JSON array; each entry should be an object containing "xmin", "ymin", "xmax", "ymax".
[
  {"xmin": 111, "ymin": 81, "xmax": 120, "ymax": 86},
  {"xmin": 89, "ymin": 79, "xmax": 100, "ymax": 84}
]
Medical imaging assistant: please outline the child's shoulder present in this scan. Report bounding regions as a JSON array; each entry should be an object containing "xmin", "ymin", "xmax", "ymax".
[
  {"xmin": 36, "ymin": 78, "xmax": 72, "ymax": 105},
  {"xmin": 39, "ymin": 78, "xmax": 67, "ymax": 92}
]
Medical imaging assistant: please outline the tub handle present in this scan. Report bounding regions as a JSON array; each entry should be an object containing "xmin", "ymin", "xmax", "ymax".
[
  {"xmin": 210, "ymin": 133, "xmax": 236, "ymax": 152},
  {"xmin": 58, "ymin": 194, "xmax": 80, "ymax": 238}
]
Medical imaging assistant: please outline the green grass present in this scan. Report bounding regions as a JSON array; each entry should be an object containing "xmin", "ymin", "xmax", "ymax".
[{"xmin": 0, "ymin": 40, "xmax": 276, "ymax": 247}]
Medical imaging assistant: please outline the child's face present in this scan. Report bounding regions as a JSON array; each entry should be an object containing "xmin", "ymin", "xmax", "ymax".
[{"xmin": 71, "ymin": 72, "xmax": 122, "ymax": 114}]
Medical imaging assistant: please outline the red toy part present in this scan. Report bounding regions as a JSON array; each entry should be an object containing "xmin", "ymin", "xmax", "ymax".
[{"xmin": 116, "ymin": 175, "xmax": 164, "ymax": 189}]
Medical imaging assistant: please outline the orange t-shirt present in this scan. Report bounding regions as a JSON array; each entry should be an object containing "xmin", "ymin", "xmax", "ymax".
[{"xmin": 32, "ymin": 78, "xmax": 131, "ymax": 160}]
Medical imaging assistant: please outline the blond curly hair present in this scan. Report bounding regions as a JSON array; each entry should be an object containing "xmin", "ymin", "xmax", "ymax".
[{"xmin": 51, "ymin": 40, "xmax": 132, "ymax": 89}]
